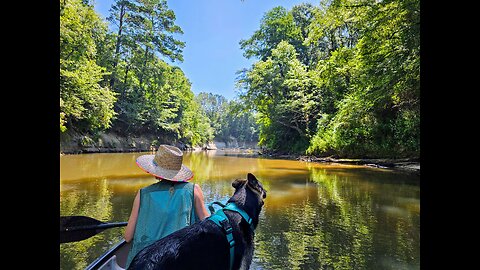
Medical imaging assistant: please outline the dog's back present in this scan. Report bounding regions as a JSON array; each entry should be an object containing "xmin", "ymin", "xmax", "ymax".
[{"xmin": 128, "ymin": 219, "xmax": 230, "ymax": 270}]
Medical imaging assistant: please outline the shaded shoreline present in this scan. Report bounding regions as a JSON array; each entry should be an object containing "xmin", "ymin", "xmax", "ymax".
[
  {"xmin": 297, "ymin": 156, "xmax": 420, "ymax": 175},
  {"xmin": 218, "ymin": 150, "xmax": 420, "ymax": 175},
  {"xmin": 60, "ymin": 132, "xmax": 420, "ymax": 176}
]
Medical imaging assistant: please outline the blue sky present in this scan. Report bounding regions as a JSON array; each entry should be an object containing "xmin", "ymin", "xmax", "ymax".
[{"xmin": 94, "ymin": 0, "xmax": 319, "ymax": 100}]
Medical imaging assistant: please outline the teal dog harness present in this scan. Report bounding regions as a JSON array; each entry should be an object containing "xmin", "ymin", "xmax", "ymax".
[{"xmin": 207, "ymin": 202, "xmax": 254, "ymax": 270}]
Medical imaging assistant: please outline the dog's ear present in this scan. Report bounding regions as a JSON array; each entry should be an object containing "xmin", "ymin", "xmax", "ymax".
[
  {"xmin": 247, "ymin": 173, "xmax": 258, "ymax": 184},
  {"xmin": 232, "ymin": 179, "xmax": 247, "ymax": 189},
  {"xmin": 247, "ymin": 173, "xmax": 267, "ymax": 199}
]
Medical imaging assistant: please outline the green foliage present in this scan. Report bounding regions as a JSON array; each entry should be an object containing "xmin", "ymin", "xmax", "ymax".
[
  {"xmin": 240, "ymin": 4, "xmax": 318, "ymax": 66},
  {"xmin": 60, "ymin": 0, "xmax": 213, "ymax": 147},
  {"xmin": 239, "ymin": 0, "xmax": 420, "ymax": 158},
  {"xmin": 60, "ymin": 0, "xmax": 117, "ymax": 133},
  {"xmin": 195, "ymin": 92, "xmax": 228, "ymax": 137},
  {"xmin": 308, "ymin": 0, "xmax": 420, "ymax": 158},
  {"xmin": 195, "ymin": 93, "xmax": 259, "ymax": 145},
  {"xmin": 60, "ymin": 0, "xmax": 419, "ymax": 154},
  {"xmin": 239, "ymin": 40, "xmax": 321, "ymax": 153},
  {"xmin": 221, "ymin": 99, "xmax": 259, "ymax": 144},
  {"xmin": 179, "ymin": 97, "xmax": 214, "ymax": 147}
]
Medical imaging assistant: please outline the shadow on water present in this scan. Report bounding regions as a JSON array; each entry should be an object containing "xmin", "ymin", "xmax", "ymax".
[{"xmin": 60, "ymin": 151, "xmax": 419, "ymax": 270}]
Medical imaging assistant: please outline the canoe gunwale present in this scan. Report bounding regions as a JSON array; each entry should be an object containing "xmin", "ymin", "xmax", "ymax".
[{"xmin": 85, "ymin": 239, "xmax": 127, "ymax": 270}]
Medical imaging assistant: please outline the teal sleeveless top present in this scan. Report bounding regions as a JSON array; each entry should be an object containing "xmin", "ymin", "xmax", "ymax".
[{"xmin": 125, "ymin": 181, "xmax": 198, "ymax": 268}]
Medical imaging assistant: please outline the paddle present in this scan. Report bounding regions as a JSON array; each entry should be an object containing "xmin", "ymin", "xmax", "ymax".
[{"xmin": 60, "ymin": 216, "xmax": 127, "ymax": 244}]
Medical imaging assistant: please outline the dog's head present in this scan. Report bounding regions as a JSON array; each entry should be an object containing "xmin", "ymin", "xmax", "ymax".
[{"xmin": 231, "ymin": 173, "xmax": 267, "ymax": 229}]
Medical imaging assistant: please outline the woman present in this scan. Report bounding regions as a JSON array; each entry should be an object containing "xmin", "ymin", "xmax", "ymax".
[{"xmin": 124, "ymin": 144, "xmax": 210, "ymax": 268}]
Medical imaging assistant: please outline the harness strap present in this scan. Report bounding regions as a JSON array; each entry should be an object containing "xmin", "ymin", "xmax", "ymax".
[
  {"xmin": 207, "ymin": 202, "xmax": 254, "ymax": 270},
  {"xmin": 223, "ymin": 203, "xmax": 254, "ymax": 231},
  {"xmin": 208, "ymin": 201, "xmax": 226, "ymax": 215},
  {"xmin": 209, "ymin": 209, "xmax": 235, "ymax": 270}
]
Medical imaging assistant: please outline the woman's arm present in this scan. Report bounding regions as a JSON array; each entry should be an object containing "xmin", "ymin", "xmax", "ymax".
[
  {"xmin": 194, "ymin": 184, "xmax": 210, "ymax": 220},
  {"xmin": 124, "ymin": 191, "xmax": 140, "ymax": 243}
]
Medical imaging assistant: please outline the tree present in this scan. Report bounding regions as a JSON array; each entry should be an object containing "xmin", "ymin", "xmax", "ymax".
[
  {"xmin": 107, "ymin": 0, "xmax": 185, "ymax": 89},
  {"xmin": 195, "ymin": 92, "xmax": 228, "ymax": 137},
  {"xmin": 180, "ymin": 93, "xmax": 214, "ymax": 147},
  {"xmin": 239, "ymin": 0, "xmax": 420, "ymax": 157},
  {"xmin": 222, "ymin": 99, "xmax": 259, "ymax": 145},
  {"xmin": 239, "ymin": 41, "xmax": 320, "ymax": 152},
  {"xmin": 61, "ymin": 0, "xmax": 213, "ymax": 147},
  {"xmin": 307, "ymin": 0, "xmax": 420, "ymax": 158},
  {"xmin": 195, "ymin": 93, "xmax": 259, "ymax": 146},
  {"xmin": 60, "ymin": 0, "xmax": 117, "ymax": 133},
  {"xmin": 105, "ymin": 0, "xmax": 190, "ymax": 138}
]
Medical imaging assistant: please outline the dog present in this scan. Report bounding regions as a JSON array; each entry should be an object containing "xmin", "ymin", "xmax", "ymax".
[{"xmin": 127, "ymin": 173, "xmax": 267, "ymax": 270}]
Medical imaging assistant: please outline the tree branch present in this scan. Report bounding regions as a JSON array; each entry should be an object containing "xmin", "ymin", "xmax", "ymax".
[{"xmin": 275, "ymin": 118, "xmax": 305, "ymax": 137}]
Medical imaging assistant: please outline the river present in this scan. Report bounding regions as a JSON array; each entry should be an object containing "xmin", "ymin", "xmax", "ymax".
[{"xmin": 60, "ymin": 150, "xmax": 420, "ymax": 270}]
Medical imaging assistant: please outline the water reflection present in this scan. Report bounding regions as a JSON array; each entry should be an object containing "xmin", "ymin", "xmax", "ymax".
[{"xmin": 60, "ymin": 151, "xmax": 419, "ymax": 270}]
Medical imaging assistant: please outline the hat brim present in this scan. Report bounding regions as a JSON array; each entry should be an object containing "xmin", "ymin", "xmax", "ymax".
[{"xmin": 135, "ymin": 155, "xmax": 193, "ymax": 182}]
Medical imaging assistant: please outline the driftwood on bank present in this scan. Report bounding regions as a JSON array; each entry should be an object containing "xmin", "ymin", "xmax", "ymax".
[{"xmin": 297, "ymin": 156, "xmax": 420, "ymax": 174}]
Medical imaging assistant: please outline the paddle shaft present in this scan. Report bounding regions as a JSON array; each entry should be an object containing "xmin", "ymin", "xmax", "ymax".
[{"xmin": 62, "ymin": 221, "xmax": 128, "ymax": 232}]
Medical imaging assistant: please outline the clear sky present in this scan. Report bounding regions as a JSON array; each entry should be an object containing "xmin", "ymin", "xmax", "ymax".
[{"xmin": 94, "ymin": 0, "xmax": 319, "ymax": 100}]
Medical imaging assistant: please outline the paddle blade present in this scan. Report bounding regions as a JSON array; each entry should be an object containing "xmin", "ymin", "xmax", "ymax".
[
  {"xmin": 61, "ymin": 216, "xmax": 103, "ymax": 230},
  {"xmin": 60, "ymin": 227, "xmax": 103, "ymax": 243},
  {"xmin": 60, "ymin": 216, "xmax": 127, "ymax": 244}
]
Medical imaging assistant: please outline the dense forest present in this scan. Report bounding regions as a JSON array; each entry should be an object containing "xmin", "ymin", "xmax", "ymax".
[
  {"xmin": 237, "ymin": 0, "xmax": 419, "ymax": 158},
  {"xmin": 60, "ymin": 0, "xmax": 256, "ymax": 148},
  {"xmin": 60, "ymin": 0, "xmax": 419, "ymax": 158}
]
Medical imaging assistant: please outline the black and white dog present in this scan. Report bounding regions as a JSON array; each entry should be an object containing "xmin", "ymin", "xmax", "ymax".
[{"xmin": 128, "ymin": 173, "xmax": 267, "ymax": 270}]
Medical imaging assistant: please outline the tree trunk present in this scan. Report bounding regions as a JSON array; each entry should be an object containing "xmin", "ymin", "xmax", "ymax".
[
  {"xmin": 110, "ymin": 4, "xmax": 126, "ymax": 89},
  {"xmin": 138, "ymin": 46, "xmax": 150, "ymax": 89}
]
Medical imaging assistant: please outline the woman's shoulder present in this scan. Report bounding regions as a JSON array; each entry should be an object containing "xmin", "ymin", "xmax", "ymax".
[{"xmin": 193, "ymin": 183, "xmax": 205, "ymax": 197}]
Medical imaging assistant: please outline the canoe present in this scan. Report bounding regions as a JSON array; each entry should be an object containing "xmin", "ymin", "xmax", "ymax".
[{"xmin": 85, "ymin": 240, "xmax": 131, "ymax": 270}]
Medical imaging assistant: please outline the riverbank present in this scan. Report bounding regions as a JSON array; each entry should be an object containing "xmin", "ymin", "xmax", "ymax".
[
  {"xmin": 59, "ymin": 131, "xmax": 257, "ymax": 155},
  {"xmin": 60, "ymin": 131, "xmax": 155, "ymax": 154},
  {"xmin": 192, "ymin": 148, "xmax": 420, "ymax": 175},
  {"xmin": 220, "ymin": 148, "xmax": 419, "ymax": 175},
  {"xmin": 298, "ymin": 156, "xmax": 420, "ymax": 175},
  {"xmin": 60, "ymin": 131, "xmax": 419, "ymax": 175},
  {"xmin": 261, "ymin": 153, "xmax": 420, "ymax": 175}
]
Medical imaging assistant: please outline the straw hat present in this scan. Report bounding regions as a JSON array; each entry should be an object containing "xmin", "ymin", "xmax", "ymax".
[{"xmin": 136, "ymin": 144, "xmax": 193, "ymax": 182}]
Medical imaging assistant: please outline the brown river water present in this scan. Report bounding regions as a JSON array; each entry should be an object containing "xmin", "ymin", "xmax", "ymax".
[{"xmin": 60, "ymin": 150, "xmax": 420, "ymax": 270}]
